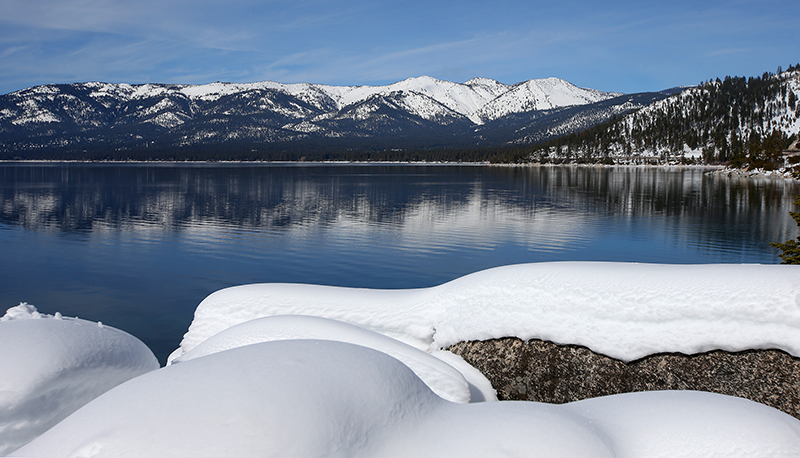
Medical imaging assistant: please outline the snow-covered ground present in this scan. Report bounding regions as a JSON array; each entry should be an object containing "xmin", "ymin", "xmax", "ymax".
[{"xmin": 4, "ymin": 262, "xmax": 800, "ymax": 457}]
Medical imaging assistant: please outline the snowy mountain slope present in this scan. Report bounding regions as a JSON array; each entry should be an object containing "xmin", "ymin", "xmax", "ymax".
[
  {"xmin": 487, "ymin": 89, "xmax": 686, "ymax": 146},
  {"xmin": 525, "ymin": 68, "xmax": 800, "ymax": 166},
  {"xmin": 289, "ymin": 76, "xmax": 512, "ymax": 124},
  {"xmin": 323, "ymin": 90, "xmax": 470, "ymax": 125},
  {"xmin": 0, "ymin": 76, "xmax": 627, "ymax": 156},
  {"xmin": 464, "ymin": 77, "xmax": 512, "ymax": 97},
  {"xmin": 625, "ymin": 71, "xmax": 800, "ymax": 140},
  {"xmin": 381, "ymin": 76, "xmax": 507, "ymax": 124},
  {"xmin": 477, "ymin": 78, "xmax": 622, "ymax": 123}
]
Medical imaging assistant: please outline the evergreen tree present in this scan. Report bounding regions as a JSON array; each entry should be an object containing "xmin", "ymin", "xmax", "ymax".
[{"xmin": 771, "ymin": 196, "xmax": 800, "ymax": 264}]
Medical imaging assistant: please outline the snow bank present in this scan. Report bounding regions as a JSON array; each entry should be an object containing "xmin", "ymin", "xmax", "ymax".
[
  {"xmin": 177, "ymin": 262, "xmax": 800, "ymax": 362},
  {"xmin": 8, "ymin": 262, "xmax": 800, "ymax": 457},
  {"xmin": 0, "ymin": 303, "xmax": 159, "ymax": 456},
  {"xmin": 170, "ymin": 315, "xmax": 474, "ymax": 403},
  {"xmin": 13, "ymin": 340, "xmax": 800, "ymax": 458}
]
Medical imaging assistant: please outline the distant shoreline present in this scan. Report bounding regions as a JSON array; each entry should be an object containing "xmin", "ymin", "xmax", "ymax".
[
  {"xmin": 0, "ymin": 158, "xmax": 723, "ymax": 168},
  {"xmin": 4, "ymin": 159, "xmax": 797, "ymax": 179}
]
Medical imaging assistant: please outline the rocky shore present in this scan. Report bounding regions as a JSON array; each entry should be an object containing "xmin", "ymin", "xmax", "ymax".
[{"xmin": 449, "ymin": 338, "xmax": 800, "ymax": 419}]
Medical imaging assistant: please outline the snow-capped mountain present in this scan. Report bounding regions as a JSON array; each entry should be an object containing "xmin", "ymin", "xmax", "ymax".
[{"xmin": 0, "ymin": 76, "xmax": 647, "ymax": 158}]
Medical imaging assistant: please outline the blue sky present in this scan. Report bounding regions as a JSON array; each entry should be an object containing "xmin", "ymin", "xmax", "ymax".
[{"xmin": 0, "ymin": 0, "xmax": 797, "ymax": 95}]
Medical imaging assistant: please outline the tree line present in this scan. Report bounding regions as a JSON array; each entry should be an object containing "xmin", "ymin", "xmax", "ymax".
[{"xmin": 0, "ymin": 140, "xmax": 528, "ymax": 164}]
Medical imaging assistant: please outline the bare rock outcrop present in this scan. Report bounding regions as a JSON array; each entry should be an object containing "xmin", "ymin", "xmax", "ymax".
[{"xmin": 449, "ymin": 338, "xmax": 800, "ymax": 419}]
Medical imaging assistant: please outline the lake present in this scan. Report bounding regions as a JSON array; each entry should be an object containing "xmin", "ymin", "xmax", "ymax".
[{"xmin": 1, "ymin": 162, "xmax": 798, "ymax": 363}]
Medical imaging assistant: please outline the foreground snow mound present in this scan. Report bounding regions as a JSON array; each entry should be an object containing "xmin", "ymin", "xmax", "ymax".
[
  {"xmin": 13, "ymin": 340, "xmax": 800, "ymax": 458},
  {"xmin": 0, "ymin": 303, "xmax": 159, "ymax": 456},
  {"xmin": 179, "ymin": 262, "xmax": 800, "ymax": 361},
  {"xmin": 170, "ymin": 315, "xmax": 473, "ymax": 403},
  {"xmin": 13, "ymin": 341, "xmax": 442, "ymax": 458},
  {"xmin": 562, "ymin": 391, "xmax": 800, "ymax": 458}
]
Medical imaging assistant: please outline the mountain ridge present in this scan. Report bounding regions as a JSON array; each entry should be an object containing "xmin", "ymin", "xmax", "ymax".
[{"xmin": 0, "ymin": 76, "xmax": 661, "ymax": 160}]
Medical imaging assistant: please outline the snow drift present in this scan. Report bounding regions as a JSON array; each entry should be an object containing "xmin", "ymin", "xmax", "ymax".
[{"xmin": 0, "ymin": 303, "xmax": 159, "ymax": 455}]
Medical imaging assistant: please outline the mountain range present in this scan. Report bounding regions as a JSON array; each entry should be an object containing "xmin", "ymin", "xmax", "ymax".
[{"xmin": 0, "ymin": 76, "xmax": 680, "ymax": 160}]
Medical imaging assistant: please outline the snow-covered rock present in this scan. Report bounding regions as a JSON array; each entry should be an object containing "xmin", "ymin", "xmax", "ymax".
[
  {"xmin": 176, "ymin": 262, "xmax": 800, "ymax": 363},
  {"xmin": 0, "ymin": 303, "xmax": 159, "ymax": 455}
]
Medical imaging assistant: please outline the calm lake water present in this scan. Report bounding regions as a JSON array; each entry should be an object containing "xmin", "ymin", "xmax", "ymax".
[{"xmin": 1, "ymin": 162, "xmax": 798, "ymax": 363}]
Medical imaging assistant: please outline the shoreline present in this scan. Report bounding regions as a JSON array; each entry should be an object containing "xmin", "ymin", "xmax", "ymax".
[
  {"xmin": 0, "ymin": 158, "xmax": 729, "ymax": 169},
  {"xmin": 2, "ymin": 159, "xmax": 797, "ymax": 182}
]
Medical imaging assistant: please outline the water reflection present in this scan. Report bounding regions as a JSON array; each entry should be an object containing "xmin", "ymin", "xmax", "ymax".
[
  {"xmin": 1, "ymin": 164, "xmax": 475, "ymax": 233},
  {"xmin": 1, "ymin": 164, "xmax": 798, "ymax": 259}
]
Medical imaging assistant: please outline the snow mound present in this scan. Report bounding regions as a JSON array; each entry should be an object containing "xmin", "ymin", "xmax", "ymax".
[
  {"xmin": 13, "ymin": 340, "xmax": 800, "ymax": 458},
  {"xmin": 170, "ymin": 315, "xmax": 474, "ymax": 403},
  {"xmin": 12, "ymin": 341, "xmax": 442, "ymax": 458},
  {"xmin": 0, "ymin": 303, "xmax": 160, "ymax": 456},
  {"xmin": 562, "ymin": 390, "xmax": 800, "ymax": 458},
  {"xmin": 178, "ymin": 262, "xmax": 800, "ymax": 362}
]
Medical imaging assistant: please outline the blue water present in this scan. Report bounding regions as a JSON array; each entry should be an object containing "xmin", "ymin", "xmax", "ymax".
[{"xmin": 1, "ymin": 163, "xmax": 798, "ymax": 363}]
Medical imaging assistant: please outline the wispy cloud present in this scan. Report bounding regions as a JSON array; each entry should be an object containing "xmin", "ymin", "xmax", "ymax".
[
  {"xmin": 0, "ymin": 0, "xmax": 798, "ymax": 94},
  {"xmin": 0, "ymin": 0, "xmax": 152, "ymax": 33},
  {"xmin": 0, "ymin": 45, "xmax": 28, "ymax": 60}
]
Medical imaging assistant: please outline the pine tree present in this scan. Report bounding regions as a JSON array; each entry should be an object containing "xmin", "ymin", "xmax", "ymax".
[{"xmin": 771, "ymin": 196, "xmax": 800, "ymax": 264}]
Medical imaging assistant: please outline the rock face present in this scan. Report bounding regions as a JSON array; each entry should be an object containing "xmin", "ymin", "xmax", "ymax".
[{"xmin": 449, "ymin": 338, "xmax": 800, "ymax": 419}]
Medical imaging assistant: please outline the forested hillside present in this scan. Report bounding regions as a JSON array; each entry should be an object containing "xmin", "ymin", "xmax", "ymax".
[{"xmin": 521, "ymin": 65, "xmax": 800, "ymax": 169}]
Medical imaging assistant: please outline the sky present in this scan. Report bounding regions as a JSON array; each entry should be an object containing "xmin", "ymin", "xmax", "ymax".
[{"xmin": 0, "ymin": 0, "xmax": 798, "ymax": 95}]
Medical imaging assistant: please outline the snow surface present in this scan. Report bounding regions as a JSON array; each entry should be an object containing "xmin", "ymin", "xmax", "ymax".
[
  {"xmin": 0, "ymin": 303, "xmax": 159, "ymax": 456},
  {"xmin": 176, "ymin": 262, "xmax": 800, "ymax": 362},
  {"xmin": 6, "ymin": 262, "xmax": 800, "ymax": 457},
  {"xmin": 170, "ymin": 315, "xmax": 476, "ymax": 403},
  {"xmin": 12, "ymin": 340, "xmax": 800, "ymax": 458}
]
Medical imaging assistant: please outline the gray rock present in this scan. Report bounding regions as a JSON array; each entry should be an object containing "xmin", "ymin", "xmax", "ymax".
[{"xmin": 448, "ymin": 338, "xmax": 800, "ymax": 419}]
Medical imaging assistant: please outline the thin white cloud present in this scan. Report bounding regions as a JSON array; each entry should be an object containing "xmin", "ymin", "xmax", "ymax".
[
  {"xmin": 0, "ymin": 0, "xmax": 152, "ymax": 33},
  {"xmin": 0, "ymin": 0, "xmax": 798, "ymax": 94},
  {"xmin": 0, "ymin": 45, "xmax": 28, "ymax": 60}
]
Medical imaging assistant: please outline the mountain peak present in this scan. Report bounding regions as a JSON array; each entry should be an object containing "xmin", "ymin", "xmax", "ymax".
[{"xmin": 464, "ymin": 77, "xmax": 502, "ymax": 85}]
